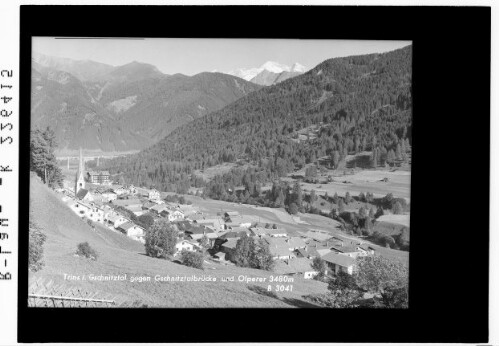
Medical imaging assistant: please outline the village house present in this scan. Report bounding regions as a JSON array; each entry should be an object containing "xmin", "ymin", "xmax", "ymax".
[
  {"xmin": 105, "ymin": 213, "xmax": 128, "ymax": 228},
  {"xmin": 329, "ymin": 242, "xmax": 375, "ymax": 259},
  {"xmin": 268, "ymin": 245, "xmax": 296, "ymax": 260},
  {"xmin": 224, "ymin": 215, "xmax": 253, "ymax": 229},
  {"xmin": 185, "ymin": 226, "xmax": 217, "ymax": 245},
  {"xmin": 117, "ymin": 222, "xmax": 146, "ymax": 243},
  {"xmin": 160, "ymin": 209, "xmax": 185, "ymax": 222},
  {"xmin": 150, "ymin": 204, "xmax": 170, "ymax": 215},
  {"xmin": 266, "ymin": 237, "xmax": 307, "ymax": 251},
  {"xmin": 174, "ymin": 239, "xmax": 200, "ymax": 256},
  {"xmin": 219, "ymin": 229, "xmax": 250, "ymax": 240},
  {"xmin": 195, "ymin": 218, "xmax": 224, "ymax": 232},
  {"xmin": 249, "ymin": 227, "xmax": 288, "ymax": 238},
  {"xmin": 273, "ymin": 258, "xmax": 319, "ymax": 279},
  {"xmin": 111, "ymin": 185, "xmax": 128, "ymax": 196},
  {"xmin": 262, "ymin": 237, "xmax": 306, "ymax": 260},
  {"xmin": 224, "ymin": 211, "xmax": 240, "ymax": 220},
  {"xmin": 85, "ymin": 205, "xmax": 105, "ymax": 223},
  {"xmin": 295, "ymin": 246, "xmax": 321, "ymax": 259},
  {"xmin": 321, "ymin": 252, "xmax": 357, "ymax": 275},
  {"xmin": 125, "ymin": 185, "xmax": 137, "ymax": 195},
  {"xmin": 148, "ymin": 189, "xmax": 161, "ymax": 201},
  {"xmin": 359, "ymin": 244, "xmax": 376, "ymax": 255},
  {"xmin": 186, "ymin": 213, "xmax": 206, "ymax": 222},
  {"xmin": 142, "ymin": 201, "xmax": 157, "ymax": 210},
  {"xmin": 86, "ymin": 171, "xmax": 111, "ymax": 185}
]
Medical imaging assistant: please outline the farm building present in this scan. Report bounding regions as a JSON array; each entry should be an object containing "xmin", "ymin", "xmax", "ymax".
[
  {"xmin": 195, "ymin": 218, "xmax": 224, "ymax": 232},
  {"xmin": 160, "ymin": 209, "xmax": 184, "ymax": 222},
  {"xmin": 273, "ymin": 258, "xmax": 319, "ymax": 279},
  {"xmin": 148, "ymin": 189, "xmax": 161, "ymax": 201},
  {"xmin": 111, "ymin": 185, "xmax": 128, "ymax": 196},
  {"xmin": 174, "ymin": 240, "xmax": 200, "ymax": 256},
  {"xmin": 105, "ymin": 213, "xmax": 128, "ymax": 228},
  {"xmin": 264, "ymin": 237, "xmax": 307, "ymax": 251},
  {"xmin": 225, "ymin": 215, "xmax": 253, "ymax": 229},
  {"xmin": 150, "ymin": 204, "xmax": 169, "ymax": 215},
  {"xmin": 117, "ymin": 222, "xmax": 145, "ymax": 243},
  {"xmin": 295, "ymin": 246, "xmax": 321, "ymax": 259},
  {"xmin": 321, "ymin": 252, "xmax": 357, "ymax": 275},
  {"xmin": 142, "ymin": 201, "xmax": 157, "ymax": 210},
  {"xmin": 249, "ymin": 227, "xmax": 288, "ymax": 238},
  {"xmin": 224, "ymin": 211, "xmax": 240, "ymax": 220}
]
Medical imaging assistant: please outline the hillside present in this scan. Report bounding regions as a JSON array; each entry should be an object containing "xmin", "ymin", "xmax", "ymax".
[
  {"xmin": 31, "ymin": 56, "xmax": 262, "ymax": 153},
  {"xmin": 105, "ymin": 45, "xmax": 412, "ymax": 191},
  {"xmin": 250, "ymin": 69, "xmax": 303, "ymax": 86},
  {"xmin": 29, "ymin": 177, "xmax": 328, "ymax": 307}
]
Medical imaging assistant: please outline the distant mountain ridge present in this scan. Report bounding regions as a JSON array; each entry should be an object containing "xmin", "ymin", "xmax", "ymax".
[
  {"xmin": 228, "ymin": 61, "xmax": 308, "ymax": 86},
  {"xmin": 105, "ymin": 45, "xmax": 412, "ymax": 191},
  {"xmin": 31, "ymin": 53, "xmax": 261, "ymax": 154}
]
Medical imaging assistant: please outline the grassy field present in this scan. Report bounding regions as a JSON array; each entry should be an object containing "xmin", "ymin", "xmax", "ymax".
[
  {"xmin": 376, "ymin": 214, "xmax": 410, "ymax": 227},
  {"xmin": 282, "ymin": 168, "xmax": 411, "ymax": 201},
  {"xmin": 29, "ymin": 177, "xmax": 329, "ymax": 307}
]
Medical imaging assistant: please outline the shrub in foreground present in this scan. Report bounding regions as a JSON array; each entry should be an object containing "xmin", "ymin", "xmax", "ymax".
[
  {"xmin": 76, "ymin": 242, "xmax": 98, "ymax": 260},
  {"xmin": 180, "ymin": 250, "xmax": 204, "ymax": 269},
  {"xmin": 29, "ymin": 221, "xmax": 46, "ymax": 272},
  {"xmin": 145, "ymin": 219, "xmax": 179, "ymax": 258}
]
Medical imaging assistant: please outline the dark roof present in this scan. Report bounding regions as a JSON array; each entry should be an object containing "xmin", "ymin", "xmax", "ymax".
[
  {"xmin": 76, "ymin": 189, "xmax": 89, "ymax": 199},
  {"xmin": 359, "ymin": 244, "xmax": 375, "ymax": 252},
  {"xmin": 296, "ymin": 247, "xmax": 320, "ymax": 258},
  {"xmin": 321, "ymin": 253, "xmax": 356, "ymax": 267},
  {"xmin": 185, "ymin": 226, "xmax": 207, "ymax": 234},
  {"xmin": 221, "ymin": 238, "xmax": 238, "ymax": 249},
  {"xmin": 117, "ymin": 221, "xmax": 135, "ymax": 231},
  {"xmin": 274, "ymin": 258, "xmax": 315, "ymax": 274},
  {"xmin": 331, "ymin": 246, "xmax": 360, "ymax": 254},
  {"xmin": 220, "ymin": 231, "xmax": 248, "ymax": 239}
]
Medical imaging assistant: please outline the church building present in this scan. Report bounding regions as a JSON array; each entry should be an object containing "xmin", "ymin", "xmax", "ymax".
[{"xmin": 75, "ymin": 148, "xmax": 86, "ymax": 195}]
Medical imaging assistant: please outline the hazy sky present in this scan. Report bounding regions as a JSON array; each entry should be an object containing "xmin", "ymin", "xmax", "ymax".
[{"xmin": 33, "ymin": 37, "xmax": 411, "ymax": 76}]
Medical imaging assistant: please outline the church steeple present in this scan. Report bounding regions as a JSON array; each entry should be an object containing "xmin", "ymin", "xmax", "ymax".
[{"xmin": 75, "ymin": 148, "xmax": 85, "ymax": 195}]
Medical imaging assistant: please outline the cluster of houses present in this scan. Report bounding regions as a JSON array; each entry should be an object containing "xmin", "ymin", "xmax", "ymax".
[
  {"xmin": 215, "ymin": 226, "xmax": 376, "ymax": 279},
  {"xmin": 60, "ymin": 149, "xmax": 375, "ymax": 275}
]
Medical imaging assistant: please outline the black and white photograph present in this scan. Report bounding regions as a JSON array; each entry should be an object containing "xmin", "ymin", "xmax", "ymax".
[{"xmin": 28, "ymin": 37, "xmax": 412, "ymax": 308}]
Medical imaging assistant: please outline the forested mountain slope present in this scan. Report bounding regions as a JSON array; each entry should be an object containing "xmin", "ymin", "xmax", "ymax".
[
  {"xmin": 31, "ymin": 57, "xmax": 261, "ymax": 153},
  {"xmin": 105, "ymin": 45, "xmax": 412, "ymax": 191}
]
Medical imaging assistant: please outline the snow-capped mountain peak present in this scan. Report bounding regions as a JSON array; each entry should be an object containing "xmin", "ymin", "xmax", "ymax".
[
  {"xmin": 259, "ymin": 61, "xmax": 290, "ymax": 73},
  {"xmin": 227, "ymin": 61, "xmax": 307, "ymax": 83},
  {"xmin": 291, "ymin": 62, "xmax": 307, "ymax": 73}
]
